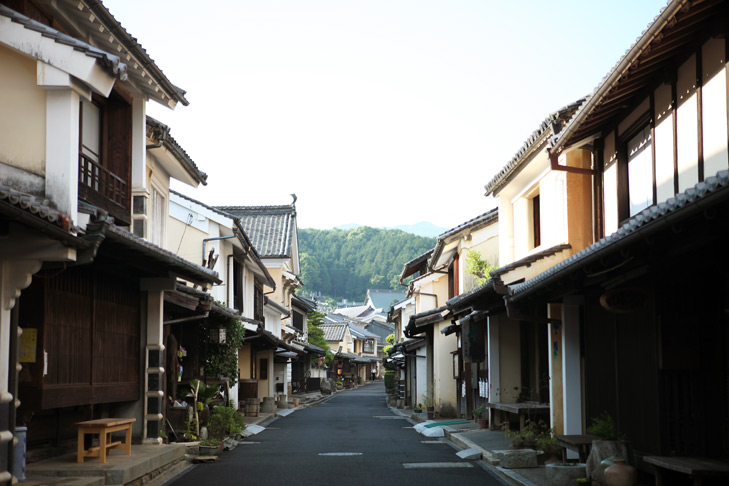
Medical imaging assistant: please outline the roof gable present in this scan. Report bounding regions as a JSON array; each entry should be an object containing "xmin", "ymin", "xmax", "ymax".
[{"xmin": 218, "ymin": 205, "xmax": 296, "ymax": 258}]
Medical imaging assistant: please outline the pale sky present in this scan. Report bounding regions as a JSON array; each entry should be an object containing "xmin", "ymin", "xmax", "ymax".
[{"xmin": 103, "ymin": 0, "xmax": 667, "ymax": 230}]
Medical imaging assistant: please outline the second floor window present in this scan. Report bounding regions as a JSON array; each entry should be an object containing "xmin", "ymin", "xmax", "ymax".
[
  {"xmin": 232, "ymin": 260, "xmax": 244, "ymax": 312},
  {"xmin": 532, "ymin": 194, "xmax": 541, "ymax": 249},
  {"xmin": 292, "ymin": 311, "xmax": 304, "ymax": 332}
]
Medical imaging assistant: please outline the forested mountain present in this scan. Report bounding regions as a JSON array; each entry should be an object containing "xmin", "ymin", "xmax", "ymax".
[{"xmin": 298, "ymin": 226, "xmax": 436, "ymax": 302}]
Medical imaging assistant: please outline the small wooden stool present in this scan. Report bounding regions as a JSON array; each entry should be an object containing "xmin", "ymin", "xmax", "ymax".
[{"xmin": 75, "ymin": 418, "xmax": 136, "ymax": 463}]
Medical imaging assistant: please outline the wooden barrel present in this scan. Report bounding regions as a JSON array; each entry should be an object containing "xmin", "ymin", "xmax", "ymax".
[{"xmin": 245, "ymin": 398, "xmax": 259, "ymax": 417}]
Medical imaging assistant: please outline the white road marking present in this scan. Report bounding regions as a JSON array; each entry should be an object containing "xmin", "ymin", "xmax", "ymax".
[
  {"xmin": 403, "ymin": 462, "xmax": 474, "ymax": 469},
  {"xmin": 318, "ymin": 452, "xmax": 363, "ymax": 456}
]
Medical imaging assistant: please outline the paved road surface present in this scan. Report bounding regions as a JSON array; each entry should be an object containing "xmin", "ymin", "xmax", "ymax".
[{"xmin": 168, "ymin": 382, "xmax": 507, "ymax": 486}]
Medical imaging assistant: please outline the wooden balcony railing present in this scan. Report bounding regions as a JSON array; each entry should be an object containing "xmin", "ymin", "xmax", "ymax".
[{"xmin": 78, "ymin": 154, "xmax": 130, "ymax": 223}]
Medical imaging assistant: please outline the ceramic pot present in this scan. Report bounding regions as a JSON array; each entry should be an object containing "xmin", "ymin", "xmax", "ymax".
[{"xmin": 604, "ymin": 458, "xmax": 637, "ymax": 486}]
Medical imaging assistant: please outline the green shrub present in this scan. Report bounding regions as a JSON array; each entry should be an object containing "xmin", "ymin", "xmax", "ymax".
[
  {"xmin": 384, "ymin": 371, "xmax": 395, "ymax": 391},
  {"xmin": 587, "ymin": 412, "xmax": 620, "ymax": 440},
  {"xmin": 208, "ymin": 405, "xmax": 245, "ymax": 440}
]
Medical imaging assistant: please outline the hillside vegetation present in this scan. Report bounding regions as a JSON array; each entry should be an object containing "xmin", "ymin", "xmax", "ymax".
[{"xmin": 299, "ymin": 226, "xmax": 436, "ymax": 302}]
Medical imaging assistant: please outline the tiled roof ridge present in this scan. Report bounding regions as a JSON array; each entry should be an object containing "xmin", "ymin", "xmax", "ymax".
[
  {"xmin": 484, "ymin": 98, "xmax": 586, "ymax": 196},
  {"xmin": 216, "ymin": 204, "xmax": 296, "ymax": 213},
  {"xmin": 105, "ymin": 223, "xmax": 219, "ymax": 281},
  {"xmin": 0, "ymin": 4, "xmax": 127, "ymax": 80},
  {"xmin": 550, "ymin": 0, "xmax": 677, "ymax": 153},
  {"xmin": 436, "ymin": 207, "xmax": 499, "ymax": 241},
  {"xmin": 0, "ymin": 183, "xmax": 77, "ymax": 234},
  {"xmin": 92, "ymin": 0, "xmax": 188, "ymax": 105}
]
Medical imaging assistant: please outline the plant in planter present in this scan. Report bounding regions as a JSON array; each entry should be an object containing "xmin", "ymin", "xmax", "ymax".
[
  {"xmin": 208, "ymin": 404, "xmax": 246, "ymax": 442},
  {"xmin": 413, "ymin": 403, "xmax": 423, "ymax": 413},
  {"xmin": 473, "ymin": 404, "xmax": 487, "ymax": 429},
  {"xmin": 585, "ymin": 412, "xmax": 631, "ymax": 485},
  {"xmin": 189, "ymin": 379, "xmax": 220, "ymax": 427},
  {"xmin": 505, "ymin": 419, "xmax": 552, "ymax": 450},
  {"xmin": 421, "ymin": 390, "xmax": 435, "ymax": 419},
  {"xmin": 536, "ymin": 434, "xmax": 562, "ymax": 464},
  {"xmin": 198, "ymin": 438, "xmax": 222, "ymax": 456}
]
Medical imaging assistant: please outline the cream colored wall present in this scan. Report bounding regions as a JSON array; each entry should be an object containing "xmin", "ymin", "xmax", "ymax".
[
  {"xmin": 257, "ymin": 349, "xmax": 274, "ymax": 400},
  {"xmin": 267, "ymin": 266, "xmax": 283, "ymax": 304},
  {"xmin": 0, "ymin": 48, "xmax": 46, "ymax": 176},
  {"xmin": 654, "ymin": 83, "xmax": 675, "ymax": 205},
  {"xmin": 499, "ymin": 319, "xmax": 522, "ymax": 403},
  {"xmin": 498, "ymin": 197, "xmax": 514, "ymax": 267},
  {"xmin": 238, "ymin": 346, "xmax": 252, "ymax": 378},
  {"xmin": 433, "ymin": 319, "xmax": 457, "ymax": 409},
  {"xmin": 413, "ymin": 273, "xmax": 448, "ymax": 311},
  {"xmin": 603, "ymin": 132, "xmax": 618, "ymax": 236},
  {"xmin": 460, "ymin": 222, "xmax": 499, "ymax": 293},
  {"xmin": 167, "ymin": 216, "xmax": 208, "ymax": 267},
  {"xmin": 701, "ymin": 38, "xmax": 729, "ymax": 177},
  {"xmin": 604, "ymin": 37, "xmax": 728, "ymax": 236}
]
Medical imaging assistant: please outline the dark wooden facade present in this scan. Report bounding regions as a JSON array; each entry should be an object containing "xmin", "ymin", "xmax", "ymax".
[{"xmin": 17, "ymin": 265, "xmax": 140, "ymax": 445}]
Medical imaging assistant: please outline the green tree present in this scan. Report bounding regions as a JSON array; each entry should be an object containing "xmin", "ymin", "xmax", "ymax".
[
  {"xmin": 307, "ymin": 312, "xmax": 333, "ymax": 367},
  {"xmin": 298, "ymin": 227, "xmax": 435, "ymax": 301},
  {"xmin": 465, "ymin": 249, "xmax": 498, "ymax": 285}
]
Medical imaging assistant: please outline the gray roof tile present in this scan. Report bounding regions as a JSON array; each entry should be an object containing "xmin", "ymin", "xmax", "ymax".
[
  {"xmin": 217, "ymin": 205, "xmax": 296, "ymax": 258},
  {"xmin": 0, "ymin": 5, "xmax": 127, "ymax": 80}
]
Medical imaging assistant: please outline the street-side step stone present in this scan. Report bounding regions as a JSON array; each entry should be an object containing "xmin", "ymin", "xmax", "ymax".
[
  {"xmin": 456, "ymin": 448, "xmax": 482, "ymax": 460},
  {"xmin": 493, "ymin": 449, "xmax": 538, "ymax": 468}
]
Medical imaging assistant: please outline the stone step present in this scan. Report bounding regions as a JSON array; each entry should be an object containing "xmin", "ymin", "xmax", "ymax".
[{"xmin": 26, "ymin": 444, "xmax": 186, "ymax": 485}]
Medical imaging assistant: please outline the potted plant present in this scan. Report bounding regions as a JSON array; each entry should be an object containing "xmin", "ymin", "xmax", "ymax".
[
  {"xmin": 585, "ymin": 412, "xmax": 631, "ymax": 485},
  {"xmin": 473, "ymin": 404, "xmax": 487, "ymax": 429},
  {"xmin": 413, "ymin": 403, "xmax": 423, "ymax": 413},
  {"xmin": 537, "ymin": 434, "xmax": 562, "ymax": 464},
  {"xmin": 198, "ymin": 438, "xmax": 222, "ymax": 456}
]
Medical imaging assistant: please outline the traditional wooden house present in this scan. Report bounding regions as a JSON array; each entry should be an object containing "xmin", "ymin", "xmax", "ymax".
[
  {"xmin": 166, "ymin": 190, "xmax": 275, "ymax": 419},
  {"xmin": 398, "ymin": 210, "xmax": 499, "ymax": 417},
  {"xmin": 501, "ymin": 0, "xmax": 729, "ymax": 481},
  {"xmin": 218, "ymin": 202, "xmax": 307, "ymax": 401},
  {"xmin": 0, "ymin": 1, "xmax": 218, "ymax": 477},
  {"xmin": 445, "ymin": 101, "xmax": 588, "ymax": 433}
]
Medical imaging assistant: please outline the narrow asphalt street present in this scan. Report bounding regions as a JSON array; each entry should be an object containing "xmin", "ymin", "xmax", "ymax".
[{"xmin": 166, "ymin": 382, "xmax": 508, "ymax": 486}]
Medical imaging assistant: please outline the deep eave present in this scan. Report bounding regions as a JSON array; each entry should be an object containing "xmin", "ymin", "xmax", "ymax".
[{"xmin": 552, "ymin": 0, "xmax": 728, "ymax": 155}]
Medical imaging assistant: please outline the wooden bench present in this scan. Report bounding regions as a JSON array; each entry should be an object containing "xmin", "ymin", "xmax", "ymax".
[
  {"xmin": 486, "ymin": 402, "xmax": 550, "ymax": 431},
  {"xmin": 75, "ymin": 418, "xmax": 136, "ymax": 463},
  {"xmin": 643, "ymin": 456, "xmax": 729, "ymax": 486},
  {"xmin": 555, "ymin": 434, "xmax": 598, "ymax": 462}
]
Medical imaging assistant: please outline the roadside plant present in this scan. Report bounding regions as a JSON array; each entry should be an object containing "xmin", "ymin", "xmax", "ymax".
[
  {"xmin": 587, "ymin": 412, "xmax": 623, "ymax": 440},
  {"xmin": 208, "ymin": 405, "xmax": 245, "ymax": 440},
  {"xmin": 420, "ymin": 390, "xmax": 435, "ymax": 409},
  {"xmin": 473, "ymin": 404, "xmax": 486, "ymax": 419}
]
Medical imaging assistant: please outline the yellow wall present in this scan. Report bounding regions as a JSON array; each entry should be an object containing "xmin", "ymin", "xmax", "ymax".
[
  {"xmin": 564, "ymin": 150, "xmax": 593, "ymax": 255},
  {"xmin": 0, "ymin": 48, "xmax": 46, "ymax": 175}
]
